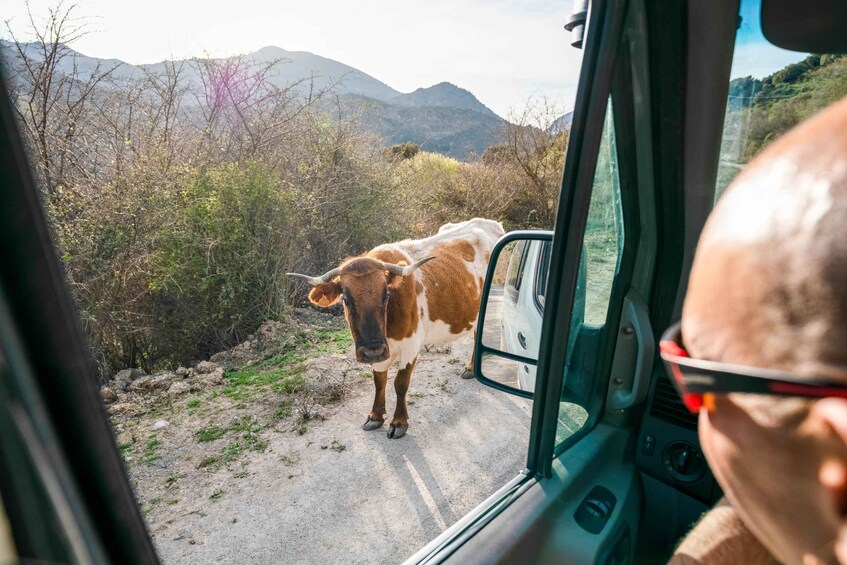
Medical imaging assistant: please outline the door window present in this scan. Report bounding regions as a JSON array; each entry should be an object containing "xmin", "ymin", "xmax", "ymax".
[{"xmin": 556, "ymin": 101, "xmax": 624, "ymax": 445}]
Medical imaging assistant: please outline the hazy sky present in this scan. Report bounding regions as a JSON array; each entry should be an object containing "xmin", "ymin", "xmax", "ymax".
[{"xmin": 3, "ymin": 0, "xmax": 585, "ymax": 119}]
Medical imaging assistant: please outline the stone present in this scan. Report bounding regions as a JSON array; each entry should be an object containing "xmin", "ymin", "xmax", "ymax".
[
  {"xmin": 199, "ymin": 367, "xmax": 225, "ymax": 385},
  {"xmin": 112, "ymin": 367, "xmax": 144, "ymax": 391},
  {"xmin": 175, "ymin": 366, "xmax": 190, "ymax": 377},
  {"xmin": 195, "ymin": 361, "xmax": 220, "ymax": 374},
  {"xmin": 107, "ymin": 402, "xmax": 141, "ymax": 416},
  {"xmin": 129, "ymin": 373, "xmax": 176, "ymax": 392},
  {"xmin": 100, "ymin": 386, "xmax": 118, "ymax": 404},
  {"xmin": 167, "ymin": 381, "xmax": 191, "ymax": 398},
  {"xmin": 151, "ymin": 420, "xmax": 170, "ymax": 431}
]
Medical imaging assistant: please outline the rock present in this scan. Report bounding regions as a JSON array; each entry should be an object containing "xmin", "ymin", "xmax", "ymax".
[
  {"xmin": 175, "ymin": 366, "xmax": 190, "ymax": 377},
  {"xmin": 198, "ymin": 367, "xmax": 225, "ymax": 385},
  {"xmin": 112, "ymin": 368, "xmax": 144, "ymax": 391},
  {"xmin": 151, "ymin": 420, "xmax": 170, "ymax": 431},
  {"xmin": 107, "ymin": 402, "xmax": 141, "ymax": 416},
  {"xmin": 129, "ymin": 373, "xmax": 177, "ymax": 392},
  {"xmin": 195, "ymin": 361, "xmax": 220, "ymax": 374},
  {"xmin": 167, "ymin": 381, "xmax": 191, "ymax": 398},
  {"xmin": 100, "ymin": 386, "xmax": 118, "ymax": 404}
]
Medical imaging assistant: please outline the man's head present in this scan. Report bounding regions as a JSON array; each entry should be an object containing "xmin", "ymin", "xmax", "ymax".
[
  {"xmin": 682, "ymin": 96, "xmax": 847, "ymax": 564},
  {"xmin": 288, "ymin": 255, "xmax": 433, "ymax": 364}
]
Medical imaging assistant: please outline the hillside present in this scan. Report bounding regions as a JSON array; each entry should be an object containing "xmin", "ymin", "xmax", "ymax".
[
  {"xmin": 0, "ymin": 41, "xmax": 505, "ymax": 160},
  {"xmin": 342, "ymin": 94, "xmax": 505, "ymax": 159},
  {"xmin": 390, "ymin": 82, "xmax": 499, "ymax": 118}
]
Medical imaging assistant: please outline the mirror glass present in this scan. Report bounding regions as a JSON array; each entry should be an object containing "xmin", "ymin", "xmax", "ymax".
[{"xmin": 478, "ymin": 237, "xmax": 552, "ymax": 394}]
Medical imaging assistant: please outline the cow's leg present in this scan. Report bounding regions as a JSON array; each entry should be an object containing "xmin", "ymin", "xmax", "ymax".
[
  {"xmin": 461, "ymin": 330, "xmax": 477, "ymax": 379},
  {"xmin": 363, "ymin": 369, "xmax": 388, "ymax": 431},
  {"xmin": 387, "ymin": 357, "xmax": 417, "ymax": 439}
]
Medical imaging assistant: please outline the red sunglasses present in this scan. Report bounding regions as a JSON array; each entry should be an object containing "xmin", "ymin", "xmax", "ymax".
[{"xmin": 659, "ymin": 321, "xmax": 847, "ymax": 413}]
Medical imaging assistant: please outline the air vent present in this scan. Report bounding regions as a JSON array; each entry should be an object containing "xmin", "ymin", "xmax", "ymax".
[{"xmin": 649, "ymin": 375, "xmax": 698, "ymax": 430}]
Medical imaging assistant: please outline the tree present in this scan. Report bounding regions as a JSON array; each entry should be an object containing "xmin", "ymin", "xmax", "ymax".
[{"xmin": 4, "ymin": 1, "xmax": 119, "ymax": 194}]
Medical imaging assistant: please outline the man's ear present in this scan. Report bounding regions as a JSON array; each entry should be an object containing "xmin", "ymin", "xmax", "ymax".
[
  {"xmin": 308, "ymin": 282, "xmax": 342, "ymax": 308},
  {"xmin": 810, "ymin": 397, "xmax": 847, "ymax": 559}
]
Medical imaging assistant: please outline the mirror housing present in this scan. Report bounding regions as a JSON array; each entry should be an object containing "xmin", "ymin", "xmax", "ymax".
[{"xmin": 473, "ymin": 231, "xmax": 554, "ymax": 399}]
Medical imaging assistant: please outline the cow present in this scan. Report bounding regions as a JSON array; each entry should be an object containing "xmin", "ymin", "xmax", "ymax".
[{"xmin": 287, "ymin": 218, "xmax": 504, "ymax": 439}]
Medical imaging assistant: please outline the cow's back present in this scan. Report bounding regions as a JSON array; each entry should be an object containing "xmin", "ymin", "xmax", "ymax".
[{"xmin": 383, "ymin": 218, "xmax": 504, "ymax": 345}]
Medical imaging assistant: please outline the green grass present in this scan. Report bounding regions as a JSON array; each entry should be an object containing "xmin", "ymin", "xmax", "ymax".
[
  {"xmin": 272, "ymin": 399, "xmax": 293, "ymax": 421},
  {"xmin": 197, "ymin": 455, "xmax": 220, "ymax": 469},
  {"xmin": 195, "ymin": 425, "xmax": 227, "ymax": 443},
  {"xmin": 271, "ymin": 373, "xmax": 304, "ymax": 395},
  {"xmin": 141, "ymin": 435, "xmax": 161, "ymax": 464},
  {"xmin": 210, "ymin": 489, "xmax": 224, "ymax": 501},
  {"xmin": 223, "ymin": 441, "xmax": 244, "ymax": 462},
  {"xmin": 165, "ymin": 473, "xmax": 185, "ymax": 489}
]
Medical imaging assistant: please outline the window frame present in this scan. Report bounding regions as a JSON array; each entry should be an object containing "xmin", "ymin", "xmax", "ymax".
[{"xmin": 527, "ymin": 0, "xmax": 634, "ymax": 477}]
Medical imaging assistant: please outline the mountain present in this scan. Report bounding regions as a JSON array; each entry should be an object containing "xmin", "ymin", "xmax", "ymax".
[
  {"xmin": 549, "ymin": 111, "xmax": 573, "ymax": 135},
  {"xmin": 390, "ymin": 82, "xmax": 499, "ymax": 118},
  {"xmin": 343, "ymin": 95, "xmax": 504, "ymax": 158},
  {"xmin": 0, "ymin": 41, "xmax": 505, "ymax": 160}
]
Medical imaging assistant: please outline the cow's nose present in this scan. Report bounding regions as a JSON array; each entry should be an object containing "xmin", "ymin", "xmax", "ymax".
[{"xmin": 357, "ymin": 344, "xmax": 388, "ymax": 363}]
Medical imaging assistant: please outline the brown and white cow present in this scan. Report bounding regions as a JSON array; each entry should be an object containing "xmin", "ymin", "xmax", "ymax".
[{"xmin": 288, "ymin": 218, "xmax": 504, "ymax": 438}]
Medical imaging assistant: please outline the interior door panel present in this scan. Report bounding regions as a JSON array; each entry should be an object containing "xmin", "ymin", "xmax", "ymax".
[{"xmin": 442, "ymin": 425, "xmax": 640, "ymax": 564}]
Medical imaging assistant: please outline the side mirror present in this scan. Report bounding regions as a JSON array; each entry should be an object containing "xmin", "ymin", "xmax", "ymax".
[{"xmin": 474, "ymin": 231, "xmax": 553, "ymax": 398}]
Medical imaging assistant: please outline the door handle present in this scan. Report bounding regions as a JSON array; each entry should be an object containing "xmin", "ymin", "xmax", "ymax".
[
  {"xmin": 517, "ymin": 332, "xmax": 527, "ymax": 349},
  {"xmin": 606, "ymin": 289, "xmax": 654, "ymax": 411}
]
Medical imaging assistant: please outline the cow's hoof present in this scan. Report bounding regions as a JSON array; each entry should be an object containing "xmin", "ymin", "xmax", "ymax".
[
  {"xmin": 387, "ymin": 425, "xmax": 408, "ymax": 439},
  {"xmin": 363, "ymin": 418, "xmax": 384, "ymax": 431},
  {"xmin": 460, "ymin": 369, "xmax": 475, "ymax": 380}
]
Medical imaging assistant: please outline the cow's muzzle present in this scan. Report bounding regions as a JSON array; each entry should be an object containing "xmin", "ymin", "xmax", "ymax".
[{"xmin": 356, "ymin": 343, "xmax": 389, "ymax": 364}]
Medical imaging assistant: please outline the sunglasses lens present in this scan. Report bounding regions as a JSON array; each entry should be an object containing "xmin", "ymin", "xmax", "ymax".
[{"xmin": 682, "ymin": 393, "xmax": 703, "ymax": 413}]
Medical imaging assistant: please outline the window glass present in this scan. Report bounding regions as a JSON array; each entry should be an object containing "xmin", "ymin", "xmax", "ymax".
[
  {"xmin": 716, "ymin": 0, "xmax": 843, "ymax": 201},
  {"xmin": 556, "ymin": 100, "xmax": 624, "ymax": 445},
  {"xmin": 504, "ymin": 240, "xmax": 529, "ymax": 303},
  {"xmin": 534, "ymin": 241, "xmax": 551, "ymax": 311}
]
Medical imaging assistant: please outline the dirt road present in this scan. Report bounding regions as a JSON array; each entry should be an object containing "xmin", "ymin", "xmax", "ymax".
[{"xmin": 139, "ymin": 334, "xmax": 532, "ymax": 564}]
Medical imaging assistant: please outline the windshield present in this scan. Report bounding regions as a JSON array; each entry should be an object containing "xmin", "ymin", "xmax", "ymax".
[
  {"xmin": 0, "ymin": 2, "xmax": 583, "ymax": 563},
  {"xmin": 716, "ymin": 0, "xmax": 845, "ymax": 200}
]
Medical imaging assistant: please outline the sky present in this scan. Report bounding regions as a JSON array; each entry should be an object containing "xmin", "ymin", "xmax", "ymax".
[
  {"xmin": 2, "ymin": 0, "xmax": 586, "ymax": 119},
  {"xmin": 731, "ymin": 0, "xmax": 807, "ymax": 79}
]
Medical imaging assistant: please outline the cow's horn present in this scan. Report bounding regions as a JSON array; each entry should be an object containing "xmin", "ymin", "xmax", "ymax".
[
  {"xmin": 378, "ymin": 256, "xmax": 436, "ymax": 276},
  {"xmin": 286, "ymin": 266, "xmax": 343, "ymax": 286}
]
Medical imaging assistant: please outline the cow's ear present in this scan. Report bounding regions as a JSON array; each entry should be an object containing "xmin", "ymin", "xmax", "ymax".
[
  {"xmin": 389, "ymin": 270, "xmax": 415, "ymax": 290},
  {"xmin": 308, "ymin": 282, "xmax": 342, "ymax": 308},
  {"xmin": 386, "ymin": 261, "xmax": 410, "ymax": 289}
]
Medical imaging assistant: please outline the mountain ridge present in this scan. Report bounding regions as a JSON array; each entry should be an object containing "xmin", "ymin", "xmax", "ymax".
[{"xmin": 0, "ymin": 40, "xmax": 508, "ymax": 159}]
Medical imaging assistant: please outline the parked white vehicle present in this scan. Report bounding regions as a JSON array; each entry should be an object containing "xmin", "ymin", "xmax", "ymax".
[{"xmin": 500, "ymin": 240, "xmax": 551, "ymax": 392}]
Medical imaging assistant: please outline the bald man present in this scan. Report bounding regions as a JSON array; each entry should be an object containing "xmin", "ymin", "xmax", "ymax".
[{"xmin": 670, "ymin": 96, "xmax": 847, "ymax": 564}]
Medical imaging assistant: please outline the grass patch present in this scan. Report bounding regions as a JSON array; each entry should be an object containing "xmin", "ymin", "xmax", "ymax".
[
  {"xmin": 195, "ymin": 425, "xmax": 227, "ymax": 443},
  {"xmin": 197, "ymin": 455, "xmax": 221, "ymax": 469},
  {"xmin": 330, "ymin": 440, "xmax": 346, "ymax": 453},
  {"xmin": 168, "ymin": 499, "xmax": 180, "ymax": 505},
  {"xmin": 271, "ymin": 373, "xmax": 304, "ymax": 395},
  {"xmin": 186, "ymin": 399, "xmax": 201, "ymax": 413},
  {"xmin": 165, "ymin": 473, "xmax": 185, "ymax": 489},
  {"xmin": 210, "ymin": 489, "xmax": 224, "ymax": 501},
  {"xmin": 141, "ymin": 435, "xmax": 161, "ymax": 464},
  {"xmin": 272, "ymin": 399, "xmax": 293, "ymax": 421},
  {"xmin": 223, "ymin": 441, "xmax": 244, "ymax": 462}
]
